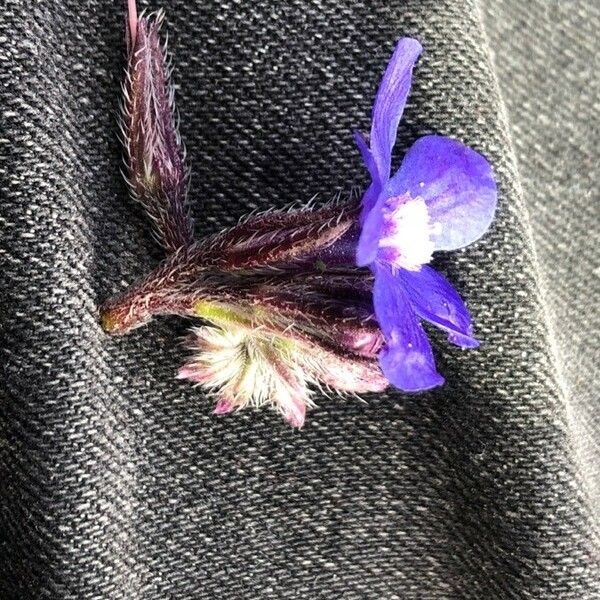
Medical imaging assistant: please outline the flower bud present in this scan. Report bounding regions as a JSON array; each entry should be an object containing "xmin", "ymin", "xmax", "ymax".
[{"xmin": 124, "ymin": 7, "xmax": 193, "ymax": 251}]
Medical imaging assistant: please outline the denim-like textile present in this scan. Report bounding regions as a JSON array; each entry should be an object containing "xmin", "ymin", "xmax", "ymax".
[
  {"xmin": 484, "ymin": 0, "xmax": 600, "ymax": 526},
  {"xmin": 1, "ymin": 0, "xmax": 598, "ymax": 598}
]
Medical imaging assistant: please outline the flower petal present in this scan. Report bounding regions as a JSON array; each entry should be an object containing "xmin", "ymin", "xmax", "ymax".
[
  {"xmin": 354, "ymin": 130, "xmax": 378, "ymax": 183},
  {"xmin": 369, "ymin": 38, "xmax": 423, "ymax": 187},
  {"xmin": 399, "ymin": 266, "xmax": 479, "ymax": 348},
  {"xmin": 387, "ymin": 135, "xmax": 497, "ymax": 251},
  {"xmin": 373, "ymin": 265, "xmax": 444, "ymax": 391},
  {"xmin": 354, "ymin": 131, "xmax": 381, "ymax": 219},
  {"xmin": 356, "ymin": 189, "xmax": 385, "ymax": 266}
]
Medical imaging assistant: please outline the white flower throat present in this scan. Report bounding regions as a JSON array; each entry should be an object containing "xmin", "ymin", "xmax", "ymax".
[{"xmin": 378, "ymin": 192, "xmax": 440, "ymax": 271}]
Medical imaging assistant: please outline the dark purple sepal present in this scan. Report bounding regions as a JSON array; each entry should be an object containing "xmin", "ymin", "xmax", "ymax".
[
  {"xmin": 195, "ymin": 202, "xmax": 361, "ymax": 271},
  {"xmin": 124, "ymin": 9, "xmax": 194, "ymax": 252}
]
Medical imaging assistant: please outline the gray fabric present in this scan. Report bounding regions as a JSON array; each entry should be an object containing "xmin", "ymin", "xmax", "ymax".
[
  {"xmin": 0, "ymin": 1, "xmax": 598, "ymax": 599},
  {"xmin": 483, "ymin": 0, "xmax": 600, "ymax": 518}
]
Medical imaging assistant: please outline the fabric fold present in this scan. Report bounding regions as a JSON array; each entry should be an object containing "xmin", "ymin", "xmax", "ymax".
[{"xmin": 0, "ymin": 0, "xmax": 597, "ymax": 597}]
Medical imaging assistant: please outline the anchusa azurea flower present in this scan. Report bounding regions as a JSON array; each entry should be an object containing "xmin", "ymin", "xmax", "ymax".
[
  {"xmin": 353, "ymin": 39, "xmax": 497, "ymax": 391},
  {"xmin": 100, "ymin": 3, "xmax": 496, "ymax": 427}
]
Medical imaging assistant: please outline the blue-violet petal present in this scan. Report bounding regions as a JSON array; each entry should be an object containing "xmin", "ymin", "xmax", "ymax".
[
  {"xmin": 369, "ymin": 38, "xmax": 422, "ymax": 191},
  {"xmin": 354, "ymin": 131, "xmax": 381, "ymax": 218},
  {"xmin": 373, "ymin": 264, "xmax": 444, "ymax": 391},
  {"xmin": 387, "ymin": 135, "xmax": 497, "ymax": 251},
  {"xmin": 356, "ymin": 189, "xmax": 386, "ymax": 266},
  {"xmin": 400, "ymin": 265, "xmax": 479, "ymax": 348}
]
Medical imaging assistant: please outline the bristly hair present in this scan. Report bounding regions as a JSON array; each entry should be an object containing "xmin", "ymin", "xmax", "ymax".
[
  {"xmin": 179, "ymin": 321, "xmax": 387, "ymax": 427},
  {"xmin": 121, "ymin": 5, "xmax": 194, "ymax": 253}
]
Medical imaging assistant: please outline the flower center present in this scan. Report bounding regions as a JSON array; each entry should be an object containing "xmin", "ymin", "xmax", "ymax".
[{"xmin": 378, "ymin": 192, "xmax": 438, "ymax": 271}]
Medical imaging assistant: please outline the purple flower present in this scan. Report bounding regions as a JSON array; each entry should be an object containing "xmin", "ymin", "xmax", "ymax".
[
  {"xmin": 354, "ymin": 39, "xmax": 497, "ymax": 392},
  {"xmin": 102, "ymin": 4, "xmax": 497, "ymax": 427}
]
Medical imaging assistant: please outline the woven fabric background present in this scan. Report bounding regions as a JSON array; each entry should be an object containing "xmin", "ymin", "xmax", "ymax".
[
  {"xmin": 0, "ymin": 0, "xmax": 598, "ymax": 598},
  {"xmin": 483, "ymin": 0, "xmax": 600, "ymax": 521}
]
